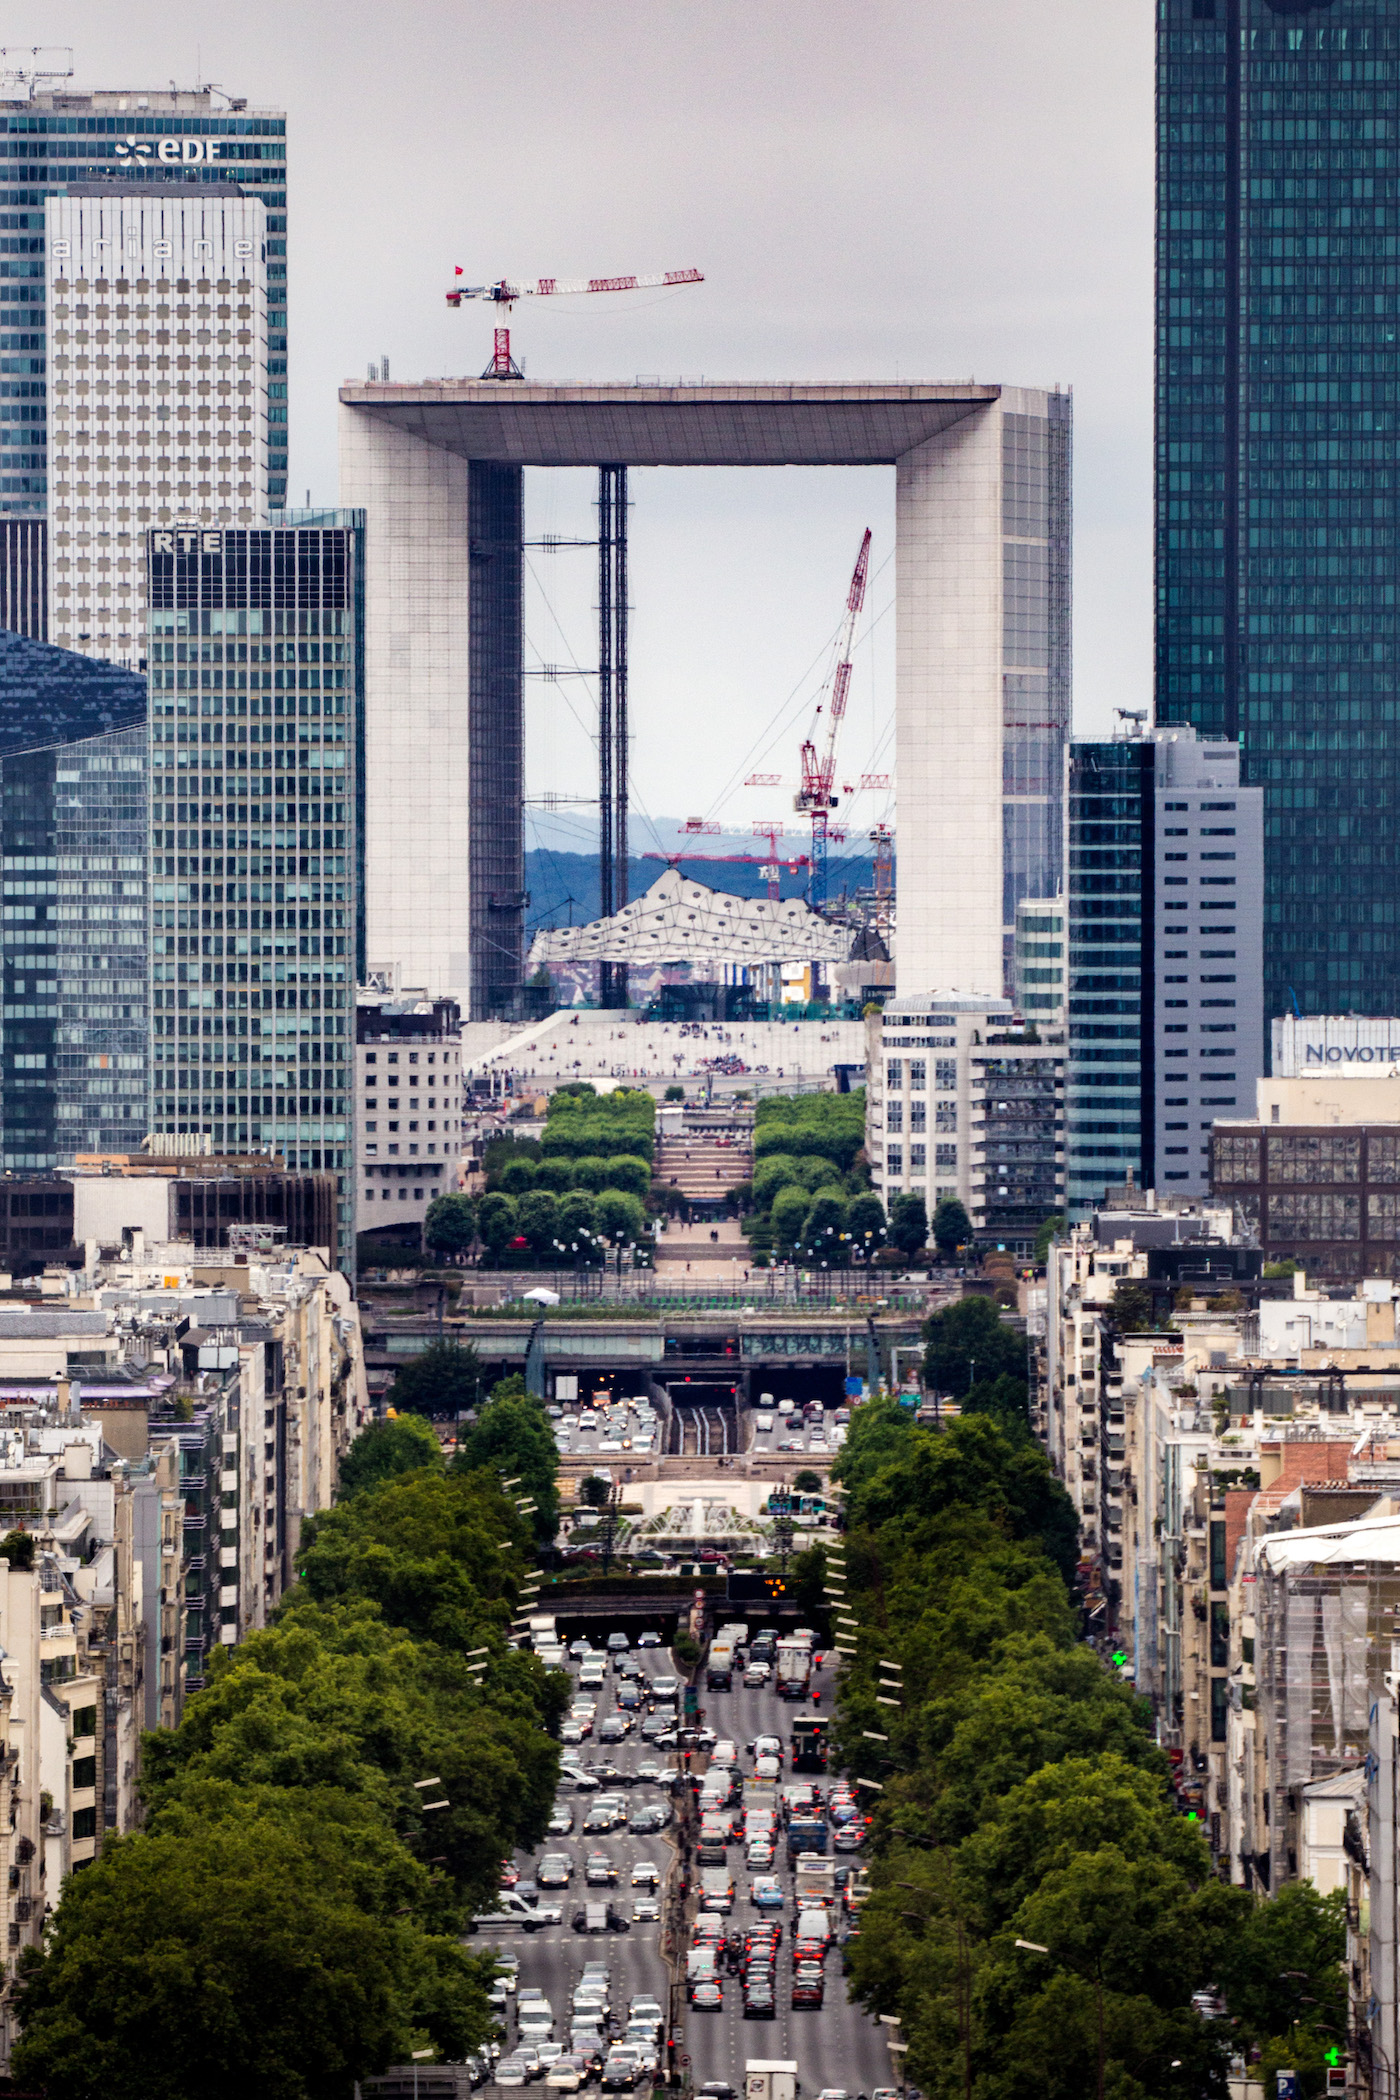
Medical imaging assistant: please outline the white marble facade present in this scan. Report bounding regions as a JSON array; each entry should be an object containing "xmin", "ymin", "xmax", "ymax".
[{"xmin": 339, "ymin": 401, "xmax": 475, "ymax": 1006}]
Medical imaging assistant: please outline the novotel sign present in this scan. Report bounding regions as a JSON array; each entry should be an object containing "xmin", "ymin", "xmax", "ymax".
[
  {"xmin": 1305, "ymin": 1043, "xmax": 1400, "ymax": 1066},
  {"xmin": 114, "ymin": 137, "xmax": 226, "ymax": 165}
]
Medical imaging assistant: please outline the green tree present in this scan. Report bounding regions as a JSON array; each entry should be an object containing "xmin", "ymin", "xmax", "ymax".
[
  {"xmin": 846, "ymin": 1191, "xmax": 887, "ymax": 1256},
  {"xmin": 532, "ymin": 1157, "xmax": 575, "ymax": 1194},
  {"xmin": 923, "ymin": 1293, "xmax": 1024, "ymax": 1396},
  {"xmin": 454, "ymin": 1374, "xmax": 559, "ymax": 1538},
  {"xmin": 476, "ymin": 1191, "xmax": 518, "ymax": 1257},
  {"xmin": 771, "ymin": 1183, "xmax": 810, "ymax": 1256},
  {"xmin": 11, "ymin": 1817, "xmax": 492, "ymax": 2100},
  {"xmin": 557, "ymin": 1190, "xmax": 600, "ymax": 1250},
  {"xmin": 1033, "ymin": 1211, "xmax": 1067, "ymax": 1263},
  {"xmin": 388, "ymin": 1341, "xmax": 483, "ymax": 1420},
  {"xmin": 516, "ymin": 1188, "xmax": 560, "ymax": 1255},
  {"xmin": 423, "ymin": 1194, "xmax": 476, "ymax": 1258},
  {"xmin": 578, "ymin": 1474, "xmax": 611, "ymax": 1509},
  {"xmin": 961, "ymin": 1371, "xmax": 1031, "ymax": 1438},
  {"xmin": 752, "ymin": 1156, "xmax": 804, "ymax": 1208},
  {"xmin": 1111, "ymin": 1278, "xmax": 1155, "ymax": 1333},
  {"xmin": 792, "ymin": 1468, "xmax": 822, "ymax": 1495},
  {"xmin": 801, "ymin": 1190, "xmax": 848, "ymax": 1260},
  {"xmin": 1213, "ymin": 1880, "xmax": 1347, "ymax": 2069},
  {"xmin": 664, "ymin": 1085, "xmax": 684, "ymax": 1101},
  {"xmin": 337, "ymin": 1415, "xmax": 444, "ymax": 1499},
  {"xmin": 932, "ymin": 1195, "xmax": 973, "ymax": 1258},
  {"xmin": 595, "ymin": 1188, "xmax": 648, "ymax": 1247},
  {"xmin": 497, "ymin": 1159, "xmax": 536, "ymax": 1195},
  {"xmin": 890, "ymin": 1190, "xmax": 929, "ymax": 1257}
]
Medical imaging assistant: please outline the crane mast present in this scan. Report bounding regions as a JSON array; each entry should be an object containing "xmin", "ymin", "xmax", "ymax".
[{"xmin": 795, "ymin": 528, "xmax": 872, "ymax": 909}]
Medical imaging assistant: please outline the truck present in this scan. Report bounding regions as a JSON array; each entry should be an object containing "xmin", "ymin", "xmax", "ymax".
[
  {"xmin": 745, "ymin": 2062, "xmax": 799, "ymax": 2100},
  {"xmin": 793, "ymin": 1855, "xmax": 837, "ymax": 1910},
  {"xmin": 790, "ymin": 1716, "xmax": 829, "ymax": 1771},
  {"xmin": 706, "ymin": 1640, "xmax": 736, "ymax": 1690},
  {"xmin": 786, "ymin": 1815, "xmax": 828, "ymax": 1859},
  {"xmin": 775, "ymin": 1640, "xmax": 812, "ymax": 1700},
  {"xmin": 468, "ymin": 1889, "xmax": 564, "ymax": 1934},
  {"xmin": 699, "ymin": 1866, "xmax": 734, "ymax": 1913}
]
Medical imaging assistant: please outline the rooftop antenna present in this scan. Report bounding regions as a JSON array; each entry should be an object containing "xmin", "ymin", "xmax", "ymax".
[{"xmin": 0, "ymin": 47, "xmax": 73, "ymax": 102}]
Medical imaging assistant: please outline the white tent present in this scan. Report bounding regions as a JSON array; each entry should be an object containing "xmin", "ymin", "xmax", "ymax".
[{"xmin": 528, "ymin": 868, "xmax": 851, "ymax": 972}]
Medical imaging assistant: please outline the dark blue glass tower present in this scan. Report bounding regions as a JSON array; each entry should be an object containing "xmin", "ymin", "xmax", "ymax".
[{"xmin": 1157, "ymin": 0, "xmax": 1400, "ymax": 1019}]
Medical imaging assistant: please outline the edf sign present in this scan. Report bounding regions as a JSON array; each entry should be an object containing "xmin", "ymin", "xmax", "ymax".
[{"xmin": 114, "ymin": 136, "xmax": 224, "ymax": 165}]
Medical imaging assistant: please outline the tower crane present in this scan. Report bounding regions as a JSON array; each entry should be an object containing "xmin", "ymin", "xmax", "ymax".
[
  {"xmin": 793, "ymin": 528, "xmax": 872, "ymax": 909},
  {"xmin": 445, "ymin": 267, "xmax": 704, "ymax": 379}
]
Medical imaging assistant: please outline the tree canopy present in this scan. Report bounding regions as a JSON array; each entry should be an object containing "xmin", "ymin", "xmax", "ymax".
[
  {"xmin": 387, "ymin": 1340, "xmax": 483, "ymax": 1420},
  {"xmin": 11, "ymin": 1414, "xmax": 570, "ymax": 2098},
  {"xmin": 829, "ymin": 1393, "xmax": 1347, "ymax": 2100},
  {"xmin": 454, "ymin": 1373, "xmax": 560, "ymax": 1539},
  {"xmin": 337, "ymin": 1414, "xmax": 443, "ymax": 1498},
  {"xmin": 923, "ymin": 1292, "xmax": 1026, "ymax": 1396}
]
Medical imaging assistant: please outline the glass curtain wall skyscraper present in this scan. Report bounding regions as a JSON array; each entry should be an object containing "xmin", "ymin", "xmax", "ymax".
[
  {"xmin": 0, "ymin": 629, "xmax": 146, "ymax": 1168},
  {"xmin": 145, "ymin": 518, "xmax": 364, "ymax": 1266},
  {"xmin": 1157, "ymin": 0, "xmax": 1400, "ymax": 1017},
  {"xmin": 0, "ymin": 81, "xmax": 287, "ymax": 631}
]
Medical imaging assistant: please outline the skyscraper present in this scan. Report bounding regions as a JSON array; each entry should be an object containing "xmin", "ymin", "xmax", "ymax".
[
  {"xmin": 0, "ymin": 629, "xmax": 147, "ymax": 1169},
  {"xmin": 45, "ymin": 188, "xmax": 270, "ymax": 669},
  {"xmin": 1157, "ymin": 0, "xmax": 1400, "ymax": 1018},
  {"xmin": 1066, "ymin": 725, "xmax": 1265, "ymax": 1212},
  {"xmin": 0, "ymin": 79, "xmax": 287, "ymax": 625},
  {"xmin": 145, "ymin": 517, "xmax": 364, "ymax": 1268}
]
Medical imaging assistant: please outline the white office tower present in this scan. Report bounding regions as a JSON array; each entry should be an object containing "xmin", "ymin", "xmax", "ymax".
[{"xmin": 44, "ymin": 189, "xmax": 269, "ymax": 668}]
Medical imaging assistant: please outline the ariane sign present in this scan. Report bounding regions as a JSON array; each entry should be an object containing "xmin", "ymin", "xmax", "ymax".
[{"xmin": 114, "ymin": 136, "xmax": 226, "ymax": 165}]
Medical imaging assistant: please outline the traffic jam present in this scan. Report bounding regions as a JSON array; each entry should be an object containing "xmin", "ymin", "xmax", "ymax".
[{"xmin": 476, "ymin": 1617, "xmax": 895, "ymax": 2098}]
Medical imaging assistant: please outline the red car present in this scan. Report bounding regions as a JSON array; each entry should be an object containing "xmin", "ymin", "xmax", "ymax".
[{"xmin": 500, "ymin": 1860, "xmax": 521, "ymax": 1888}]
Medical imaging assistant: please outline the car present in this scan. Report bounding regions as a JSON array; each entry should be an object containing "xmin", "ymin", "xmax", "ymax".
[
  {"xmin": 633, "ymin": 1759, "xmax": 674, "ymax": 1788},
  {"xmin": 560, "ymin": 1721, "xmax": 588, "ymax": 1745},
  {"xmin": 637, "ymin": 1631, "xmax": 661, "ymax": 1647},
  {"xmin": 750, "ymin": 1877, "xmax": 785, "ymax": 1909},
  {"xmin": 792, "ymin": 1978, "xmax": 825, "ymax": 2008},
  {"xmin": 547, "ymin": 1807, "xmax": 575, "ymax": 1836},
  {"xmin": 537, "ymin": 1854, "xmax": 574, "ymax": 1888},
  {"xmin": 711, "ymin": 1740, "xmax": 738, "ymax": 1766},
  {"xmin": 832, "ymin": 1821, "xmax": 865, "ymax": 1852},
  {"xmin": 690, "ymin": 1981, "xmax": 724, "ymax": 2011},
  {"xmin": 585, "ymin": 1854, "xmax": 618, "ymax": 1886},
  {"xmin": 691, "ymin": 1917, "xmax": 725, "ymax": 1945},
  {"xmin": 649, "ymin": 1676, "xmax": 681, "ymax": 1705},
  {"xmin": 497, "ymin": 2061, "xmax": 532, "ymax": 2087},
  {"xmin": 568, "ymin": 1639, "xmax": 597, "ymax": 1660},
  {"xmin": 631, "ymin": 1893, "xmax": 662, "ymax": 1922},
  {"xmin": 547, "ymin": 2060, "xmax": 587, "ymax": 2090},
  {"xmin": 639, "ymin": 1715, "xmax": 671, "ymax": 1742},
  {"xmin": 628, "ymin": 1803, "xmax": 669, "ymax": 1835},
  {"xmin": 743, "ymin": 1981, "xmax": 777, "ymax": 2019},
  {"xmin": 500, "ymin": 1860, "xmax": 521, "ymax": 1888},
  {"xmin": 598, "ymin": 1716, "xmax": 630, "ymax": 1743},
  {"xmin": 583, "ymin": 1805, "xmax": 621, "ymax": 1835},
  {"xmin": 631, "ymin": 1860, "xmax": 660, "ymax": 1887},
  {"xmin": 746, "ymin": 1840, "xmax": 775, "ymax": 1869},
  {"xmin": 754, "ymin": 1753, "xmax": 781, "ymax": 1780},
  {"xmin": 602, "ymin": 2052, "xmax": 643, "ymax": 2091},
  {"xmin": 606, "ymin": 1631, "xmax": 630, "ymax": 1652},
  {"xmin": 560, "ymin": 1766, "xmax": 600, "ymax": 1792},
  {"xmin": 743, "ymin": 1663, "xmax": 770, "ymax": 1687},
  {"xmin": 779, "ymin": 1437, "xmax": 805, "ymax": 1452}
]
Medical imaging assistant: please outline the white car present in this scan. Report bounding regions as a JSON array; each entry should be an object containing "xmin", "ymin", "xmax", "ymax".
[
  {"xmin": 630, "ymin": 1860, "xmax": 660, "ymax": 1887},
  {"xmin": 754, "ymin": 1753, "xmax": 781, "ymax": 1780},
  {"xmin": 743, "ymin": 1662, "xmax": 770, "ymax": 1687},
  {"xmin": 547, "ymin": 2060, "xmax": 586, "ymax": 2090},
  {"xmin": 632, "ymin": 1894, "xmax": 662, "ymax": 1921}
]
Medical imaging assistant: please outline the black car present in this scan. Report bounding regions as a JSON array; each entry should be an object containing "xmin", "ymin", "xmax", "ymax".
[{"xmin": 742, "ymin": 1982, "xmax": 777, "ymax": 2019}]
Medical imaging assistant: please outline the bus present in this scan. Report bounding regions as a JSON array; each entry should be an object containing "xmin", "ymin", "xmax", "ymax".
[{"xmin": 791, "ymin": 1716, "xmax": 829, "ymax": 1772}]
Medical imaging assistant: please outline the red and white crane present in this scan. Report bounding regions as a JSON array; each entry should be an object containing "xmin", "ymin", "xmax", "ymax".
[
  {"xmin": 792, "ymin": 528, "xmax": 872, "ymax": 907},
  {"xmin": 445, "ymin": 267, "xmax": 704, "ymax": 379}
]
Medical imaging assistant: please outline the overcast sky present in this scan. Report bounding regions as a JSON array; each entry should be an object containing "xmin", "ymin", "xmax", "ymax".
[{"xmin": 28, "ymin": 1, "xmax": 1153, "ymax": 839}]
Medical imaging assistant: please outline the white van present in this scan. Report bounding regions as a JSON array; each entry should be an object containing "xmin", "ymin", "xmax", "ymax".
[{"xmin": 469, "ymin": 1891, "xmax": 563, "ymax": 1933}]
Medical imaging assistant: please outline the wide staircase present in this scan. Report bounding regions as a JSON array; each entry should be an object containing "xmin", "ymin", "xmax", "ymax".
[{"xmin": 654, "ymin": 1133, "xmax": 752, "ymax": 1212}]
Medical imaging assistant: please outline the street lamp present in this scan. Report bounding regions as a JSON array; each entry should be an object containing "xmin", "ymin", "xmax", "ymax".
[{"xmin": 1014, "ymin": 1938, "xmax": 1105, "ymax": 2100}]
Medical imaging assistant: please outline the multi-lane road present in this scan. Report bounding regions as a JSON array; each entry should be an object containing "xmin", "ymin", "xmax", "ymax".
[{"xmin": 492, "ymin": 1637, "xmax": 894, "ymax": 2100}]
